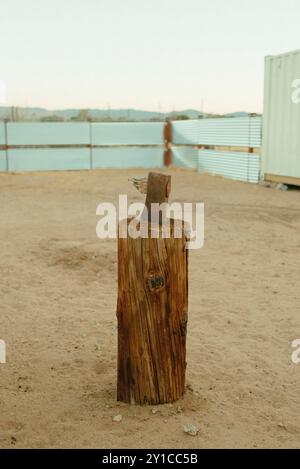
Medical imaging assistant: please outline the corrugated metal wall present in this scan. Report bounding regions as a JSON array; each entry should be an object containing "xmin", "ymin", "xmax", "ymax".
[
  {"xmin": 0, "ymin": 118, "xmax": 263, "ymax": 181},
  {"xmin": 198, "ymin": 150, "xmax": 260, "ymax": 183},
  {"xmin": 249, "ymin": 117, "xmax": 262, "ymax": 148},
  {"xmin": 0, "ymin": 122, "xmax": 5, "ymax": 145},
  {"xmin": 0, "ymin": 122, "xmax": 164, "ymax": 171},
  {"xmin": 8, "ymin": 148, "xmax": 90, "ymax": 171},
  {"xmin": 92, "ymin": 147, "xmax": 163, "ymax": 169},
  {"xmin": 7, "ymin": 122, "xmax": 89, "ymax": 145},
  {"xmin": 171, "ymin": 116, "xmax": 262, "ymax": 183},
  {"xmin": 172, "ymin": 120, "xmax": 199, "ymax": 145},
  {"xmin": 262, "ymin": 50, "xmax": 300, "ymax": 182},
  {"xmin": 92, "ymin": 122, "xmax": 164, "ymax": 145},
  {"xmin": 172, "ymin": 117, "xmax": 261, "ymax": 147},
  {"xmin": 198, "ymin": 117, "xmax": 261, "ymax": 147},
  {"xmin": 0, "ymin": 123, "xmax": 7, "ymax": 171},
  {"xmin": 171, "ymin": 146, "xmax": 198, "ymax": 169}
]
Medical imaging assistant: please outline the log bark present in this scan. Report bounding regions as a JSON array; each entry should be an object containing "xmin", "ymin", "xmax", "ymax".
[{"xmin": 117, "ymin": 173, "xmax": 188, "ymax": 405}]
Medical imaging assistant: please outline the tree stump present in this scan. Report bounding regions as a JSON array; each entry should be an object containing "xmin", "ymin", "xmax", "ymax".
[{"xmin": 117, "ymin": 172, "xmax": 188, "ymax": 405}]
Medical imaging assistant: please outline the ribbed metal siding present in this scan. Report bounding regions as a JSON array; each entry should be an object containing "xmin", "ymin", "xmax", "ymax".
[
  {"xmin": 198, "ymin": 150, "xmax": 260, "ymax": 183},
  {"xmin": 172, "ymin": 120, "xmax": 199, "ymax": 145},
  {"xmin": 171, "ymin": 147, "xmax": 198, "ymax": 169},
  {"xmin": 93, "ymin": 147, "xmax": 163, "ymax": 168},
  {"xmin": 0, "ymin": 123, "xmax": 5, "ymax": 145},
  {"xmin": 7, "ymin": 123, "xmax": 90, "ymax": 145},
  {"xmin": 249, "ymin": 117, "xmax": 262, "ymax": 148},
  {"xmin": 92, "ymin": 122, "xmax": 164, "ymax": 145},
  {"xmin": 198, "ymin": 117, "xmax": 261, "ymax": 147},
  {"xmin": 0, "ymin": 122, "xmax": 165, "ymax": 172},
  {"xmin": 262, "ymin": 50, "xmax": 300, "ymax": 179},
  {"xmin": 172, "ymin": 117, "xmax": 262, "ymax": 147},
  {"xmin": 8, "ymin": 148, "xmax": 90, "ymax": 171},
  {"xmin": 5, "ymin": 147, "xmax": 164, "ymax": 171},
  {"xmin": 4, "ymin": 122, "xmax": 164, "ymax": 146}
]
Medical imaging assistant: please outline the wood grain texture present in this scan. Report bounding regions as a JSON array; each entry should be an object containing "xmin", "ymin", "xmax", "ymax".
[
  {"xmin": 117, "ymin": 218, "xmax": 188, "ymax": 405},
  {"xmin": 143, "ymin": 172, "xmax": 171, "ymax": 222}
]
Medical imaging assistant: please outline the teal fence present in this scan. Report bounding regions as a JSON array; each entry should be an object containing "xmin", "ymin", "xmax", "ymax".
[
  {"xmin": 198, "ymin": 150, "xmax": 261, "ymax": 183},
  {"xmin": 171, "ymin": 116, "xmax": 262, "ymax": 183},
  {"xmin": 0, "ymin": 123, "xmax": 5, "ymax": 145},
  {"xmin": 171, "ymin": 117, "xmax": 262, "ymax": 147},
  {"xmin": 0, "ymin": 122, "xmax": 164, "ymax": 171},
  {"xmin": 0, "ymin": 150, "xmax": 6, "ymax": 171},
  {"xmin": 0, "ymin": 118, "xmax": 262, "ymax": 183}
]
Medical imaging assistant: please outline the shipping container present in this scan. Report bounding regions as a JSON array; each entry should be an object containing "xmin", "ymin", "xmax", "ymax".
[{"xmin": 262, "ymin": 49, "xmax": 300, "ymax": 185}]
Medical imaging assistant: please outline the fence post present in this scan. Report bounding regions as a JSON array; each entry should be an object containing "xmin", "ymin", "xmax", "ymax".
[
  {"xmin": 4, "ymin": 119, "xmax": 9, "ymax": 172},
  {"xmin": 117, "ymin": 172, "xmax": 188, "ymax": 404},
  {"xmin": 163, "ymin": 121, "xmax": 172, "ymax": 166}
]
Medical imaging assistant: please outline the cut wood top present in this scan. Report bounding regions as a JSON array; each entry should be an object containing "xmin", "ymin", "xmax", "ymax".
[{"xmin": 143, "ymin": 172, "xmax": 171, "ymax": 223}]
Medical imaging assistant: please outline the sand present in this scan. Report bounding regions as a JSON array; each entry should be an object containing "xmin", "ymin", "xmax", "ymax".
[{"xmin": 0, "ymin": 167, "xmax": 300, "ymax": 449}]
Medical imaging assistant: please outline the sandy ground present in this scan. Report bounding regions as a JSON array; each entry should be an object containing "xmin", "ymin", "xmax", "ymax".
[{"xmin": 0, "ymin": 167, "xmax": 300, "ymax": 449}]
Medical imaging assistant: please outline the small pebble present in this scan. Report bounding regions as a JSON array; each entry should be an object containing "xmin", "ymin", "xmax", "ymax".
[
  {"xmin": 183, "ymin": 424, "xmax": 198, "ymax": 436},
  {"xmin": 278, "ymin": 423, "xmax": 287, "ymax": 430},
  {"xmin": 112, "ymin": 414, "xmax": 122, "ymax": 422},
  {"xmin": 151, "ymin": 408, "xmax": 160, "ymax": 414}
]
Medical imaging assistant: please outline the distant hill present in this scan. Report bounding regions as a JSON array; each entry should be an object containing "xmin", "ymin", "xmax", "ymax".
[
  {"xmin": 0, "ymin": 106, "xmax": 258, "ymax": 122},
  {"xmin": 224, "ymin": 111, "xmax": 251, "ymax": 118}
]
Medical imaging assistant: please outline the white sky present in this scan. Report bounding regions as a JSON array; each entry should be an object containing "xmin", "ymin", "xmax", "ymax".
[{"xmin": 1, "ymin": 0, "xmax": 300, "ymax": 113}]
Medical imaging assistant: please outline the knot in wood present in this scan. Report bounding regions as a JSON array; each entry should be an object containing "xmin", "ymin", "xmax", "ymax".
[{"xmin": 147, "ymin": 273, "xmax": 165, "ymax": 292}]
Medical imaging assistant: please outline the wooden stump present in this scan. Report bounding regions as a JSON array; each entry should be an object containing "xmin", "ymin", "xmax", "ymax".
[{"xmin": 117, "ymin": 173, "xmax": 188, "ymax": 405}]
